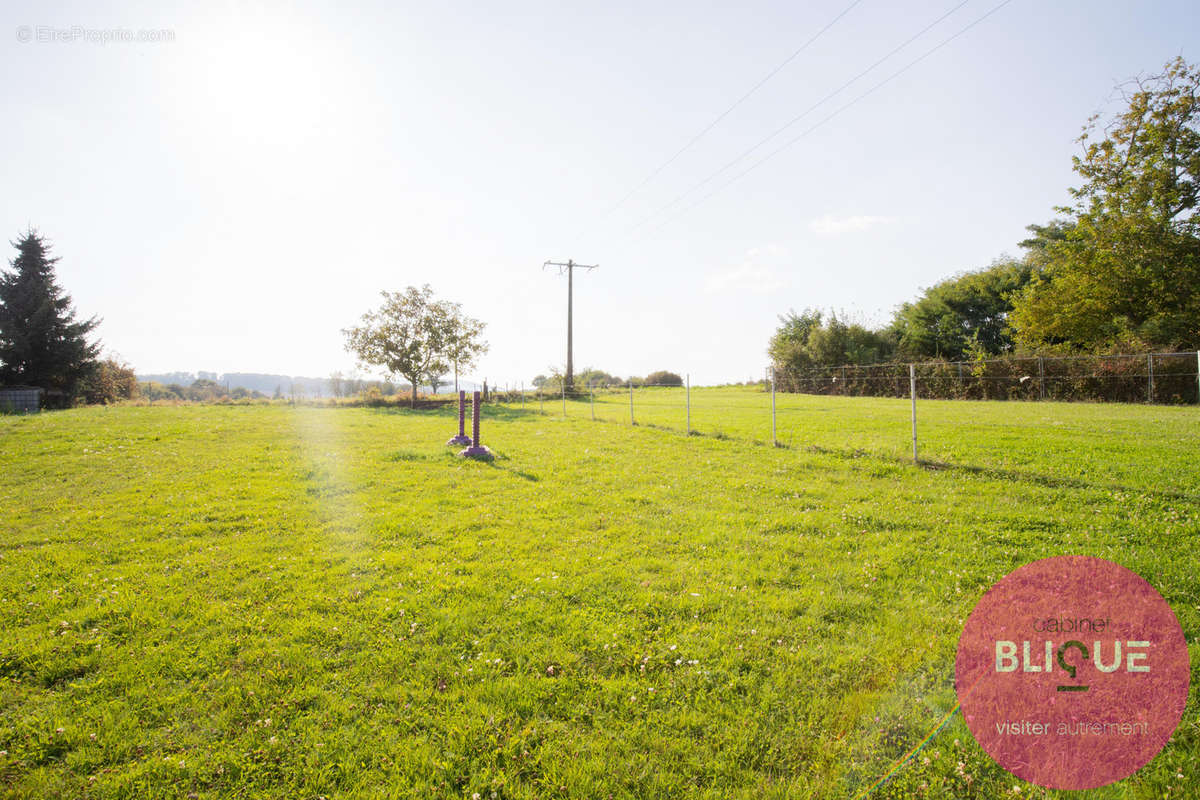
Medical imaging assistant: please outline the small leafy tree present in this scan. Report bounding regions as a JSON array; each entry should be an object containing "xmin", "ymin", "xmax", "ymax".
[
  {"xmin": 442, "ymin": 303, "xmax": 488, "ymax": 393},
  {"xmin": 343, "ymin": 285, "xmax": 457, "ymax": 407},
  {"xmin": 80, "ymin": 357, "xmax": 139, "ymax": 404},
  {"xmin": 644, "ymin": 370, "xmax": 683, "ymax": 386},
  {"xmin": 768, "ymin": 309, "xmax": 823, "ymax": 376}
]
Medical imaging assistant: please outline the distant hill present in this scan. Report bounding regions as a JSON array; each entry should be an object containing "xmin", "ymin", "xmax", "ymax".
[{"xmin": 136, "ymin": 371, "xmax": 479, "ymax": 397}]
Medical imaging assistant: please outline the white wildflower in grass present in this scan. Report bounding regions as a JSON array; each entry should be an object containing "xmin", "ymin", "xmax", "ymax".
[{"xmin": 668, "ymin": 644, "xmax": 676, "ymax": 651}]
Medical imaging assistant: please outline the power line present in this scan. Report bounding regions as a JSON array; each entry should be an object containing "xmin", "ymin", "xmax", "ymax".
[
  {"xmin": 641, "ymin": 0, "xmax": 1015, "ymax": 238},
  {"xmin": 582, "ymin": 0, "xmax": 866, "ymax": 231},
  {"xmin": 620, "ymin": 0, "xmax": 974, "ymax": 240}
]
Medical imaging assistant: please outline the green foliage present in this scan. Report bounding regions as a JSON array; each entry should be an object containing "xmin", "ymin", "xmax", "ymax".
[
  {"xmin": 0, "ymin": 229, "xmax": 100, "ymax": 403},
  {"xmin": 643, "ymin": 370, "xmax": 683, "ymax": 387},
  {"xmin": 767, "ymin": 308, "xmax": 823, "ymax": 372},
  {"xmin": 342, "ymin": 285, "xmax": 487, "ymax": 407},
  {"xmin": 79, "ymin": 358, "xmax": 139, "ymax": 405},
  {"xmin": 442, "ymin": 303, "xmax": 489, "ymax": 388},
  {"xmin": 0, "ymin": 400, "xmax": 1196, "ymax": 797},
  {"xmin": 1012, "ymin": 57, "xmax": 1200, "ymax": 350},
  {"xmin": 890, "ymin": 259, "xmax": 1032, "ymax": 360},
  {"xmin": 576, "ymin": 367, "xmax": 621, "ymax": 388},
  {"xmin": 534, "ymin": 367, "xmax": 631, "ymax": 391},
  {"xmin": 769, "ymin": 309, "xmax": 895, "ymax": 386}
]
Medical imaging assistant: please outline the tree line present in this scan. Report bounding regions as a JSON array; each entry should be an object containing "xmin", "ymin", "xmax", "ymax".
[
  {"xmin": 771, "ymin": 58, "xmax": 1200, "ymax": 384},
  {"xmin": 532, "ymin": 369, "xmax": 684, "ymax": 390}
]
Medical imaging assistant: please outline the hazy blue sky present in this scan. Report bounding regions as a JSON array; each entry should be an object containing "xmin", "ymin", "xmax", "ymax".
[{"xmin": 2, "ymin": 1, "xmax": 1197, "ymax": 385}]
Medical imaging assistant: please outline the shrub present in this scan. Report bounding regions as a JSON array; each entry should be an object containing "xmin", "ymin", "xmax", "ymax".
[{"xmin": 644, "ymin": 370, "xmax": 683, "ymax": 387}]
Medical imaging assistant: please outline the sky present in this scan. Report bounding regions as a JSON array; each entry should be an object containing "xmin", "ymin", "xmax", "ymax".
[{"xmin": 2, "ymin": 1, "xmax": 1197, "ymax": 386}]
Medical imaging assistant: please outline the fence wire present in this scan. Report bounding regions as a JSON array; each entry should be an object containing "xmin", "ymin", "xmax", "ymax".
[{"xmin": 486, "ymin": 355, "xmax": 1200, "ymax": 496}]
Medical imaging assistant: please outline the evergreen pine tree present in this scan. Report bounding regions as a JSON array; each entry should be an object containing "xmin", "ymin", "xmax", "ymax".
[{"xmin": 0, "ymin": 230, "xmax": 101, "ymax": 401}]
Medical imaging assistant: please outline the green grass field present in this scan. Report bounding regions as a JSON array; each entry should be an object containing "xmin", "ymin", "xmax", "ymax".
[{"xmin": 1, "ymin": 391, "xmax": 1197, "ymax": 798}]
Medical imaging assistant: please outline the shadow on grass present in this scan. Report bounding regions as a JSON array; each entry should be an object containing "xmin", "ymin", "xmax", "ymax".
[
  {"xmin": 489, "ymin": 461, "xmax": 540, "ymax": 482},
  {"xmin": 439, "ymin": 446, "xmax": 540, "ymax": 482},
  {"xmin": 373, "ymin": 400, "xmax": 1190, "ymax": 500},
  {"xmin": 915, "ymin": 458, "xmax": 1200, "ymax": 502},
  {"xmin": 360, "ymin": 403, "xmax": 545, "ymax": 422}
]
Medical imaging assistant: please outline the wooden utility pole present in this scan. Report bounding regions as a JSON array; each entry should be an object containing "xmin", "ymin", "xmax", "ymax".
[{"xmin": 543, "ymin": 259, "xmax": 598, "ymax": 393}]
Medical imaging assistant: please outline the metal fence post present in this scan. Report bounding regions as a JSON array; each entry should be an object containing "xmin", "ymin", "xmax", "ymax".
[
  {"xmin": 686, "ymin": 374, "xmax": 691, "ymax": 435},
  {"xmin": 562, "ymin": 382, "xmax": 567, "ymax": 416},
  {"xmin": 520, "ymin": 382, "xmax": 524, "ymax": 408},
  {"xmin": 771, "ymin": 368, "xmax": 777, "ymax": 446},
  {"xmin": 590, "ymin": 389, "xmax": 595, "ymax": 420},
  {"xmin": 629, "ymin": 383, "xmax": 635, "ymax": 425},
  {"xmin": 1148, "ymin": 354, "xmax": 1155, "ymax": 404},
  {"xmin": 539, "ymin": 390, "xmax": 543, "ymax": 414},
  {"xmin": 1038, "ymin": 356, "xmax": 1045, "ymax": 400},
  {"xmin": 909, "ymin": 363, "xmax": 918, "ymax": 464},
  {"xmin": 1196, "ymin": 351, "xmax": 1200, "ymax": 404}
]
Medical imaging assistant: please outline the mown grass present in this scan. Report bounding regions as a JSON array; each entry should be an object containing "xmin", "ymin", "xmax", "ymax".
[
  {"xmin": 538, "ymin": 386, "xmax": 1200, "ymax": 495},
  {"xmin": 0, "ymin": 394, "xmax": 1197, "ymax": 799}
]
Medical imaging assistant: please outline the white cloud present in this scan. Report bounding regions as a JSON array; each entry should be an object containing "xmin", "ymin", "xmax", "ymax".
[
  {"xmin": 808, "ymin": 214, "xmax": 896, "ymax": 236},
  {"xmin": 704, "ymin": 245, "xmax": 787, "ymax": 294}
]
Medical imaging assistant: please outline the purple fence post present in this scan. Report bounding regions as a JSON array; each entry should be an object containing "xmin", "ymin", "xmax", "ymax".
[
  {"xmin": 459, "ymin": 390, "xmax": 493, "ymax": 459},
  {"xmin": 472, "ymin": 392, "xmax": 480, "ymax": 446},
  {"xmin": 446, "ymin": 390, "xmax": 471, "ymax": 446}
]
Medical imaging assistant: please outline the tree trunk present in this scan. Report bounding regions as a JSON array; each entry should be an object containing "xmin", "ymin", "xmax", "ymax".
[{"xmin": 409, "ymin": 375, "xmax": 418, "ymax": 408}]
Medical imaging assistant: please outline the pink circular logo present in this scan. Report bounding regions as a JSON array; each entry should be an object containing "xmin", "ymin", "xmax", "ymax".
[{"xmin": 955, "ymin": 556, "xmax": 1189, "ymax": 790}]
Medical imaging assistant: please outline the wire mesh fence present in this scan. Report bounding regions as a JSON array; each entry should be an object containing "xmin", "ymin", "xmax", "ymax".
[
  {"xmin": 487, "ymin": 352, "xmax": 1200, "ymax": 495},
  {"xmin": 774, "ymin": 351, "xmax": 1200, "ymax": 405}
]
